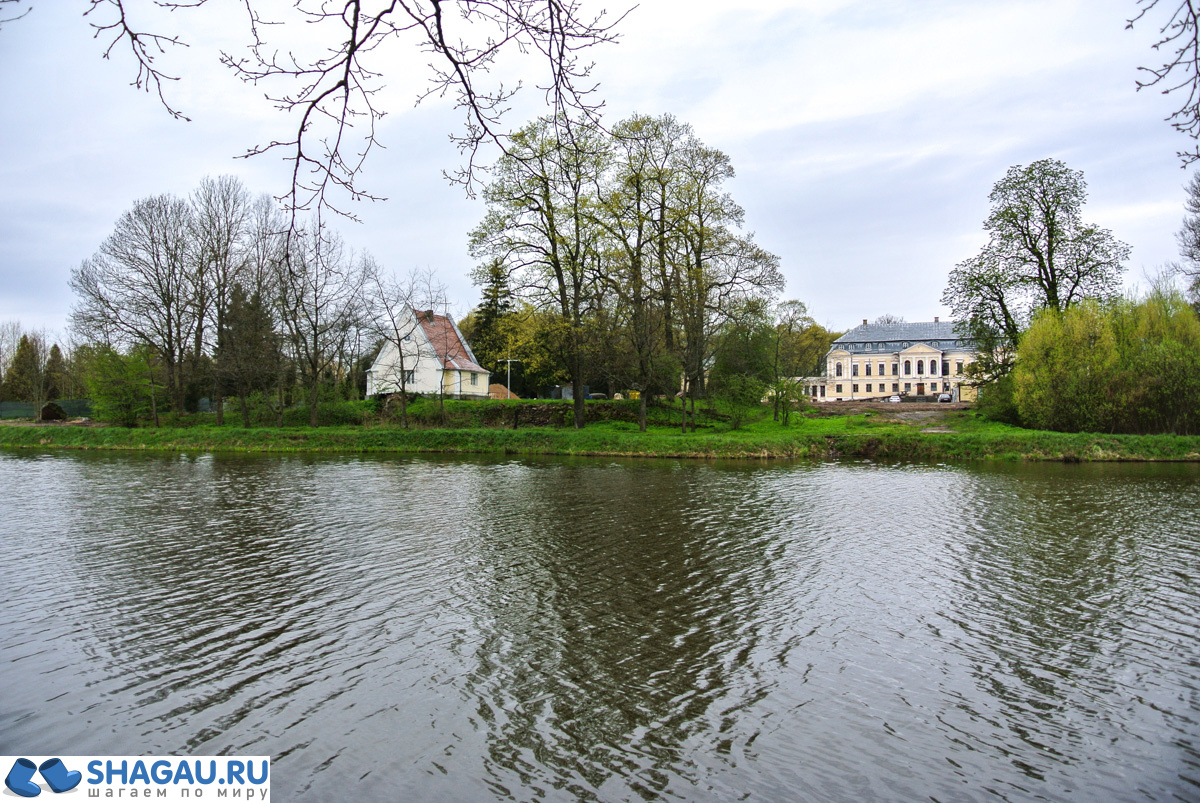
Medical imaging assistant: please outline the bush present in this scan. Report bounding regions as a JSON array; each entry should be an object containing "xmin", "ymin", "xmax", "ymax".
[
  {"xmin": 1012, "ymin": 293, "xmax": 1200, "ymax": 434},
  {"xmin": 974, "ymin": 374, "xmax": 1021, "ymax": 426}
]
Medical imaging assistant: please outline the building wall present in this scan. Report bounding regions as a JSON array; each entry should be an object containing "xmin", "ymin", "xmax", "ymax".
[
  {"xmin": 441, "ymin": 369, "xmax": 490, "ymax": 399},
  {"xmin": 824, "ymin": 346, "xmax": 976, "ymax": 401},
  {"xmin": 367, "ymin": 338, "xmax": 445, "ymax": 397}
]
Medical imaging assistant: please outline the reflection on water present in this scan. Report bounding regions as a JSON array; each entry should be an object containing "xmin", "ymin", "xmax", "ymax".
[{"xmin": 1, "ymin": 451, "xmax": 1198, "ymax": 800}]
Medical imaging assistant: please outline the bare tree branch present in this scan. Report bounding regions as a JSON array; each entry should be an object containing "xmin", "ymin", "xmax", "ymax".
[
  {"xmin": 1130, "ymin": 0, "xmax": 1200, "ymax": 165},
  {"xmin": 15, "ymin": 1, "xmax": 628, "ymax": 230}
]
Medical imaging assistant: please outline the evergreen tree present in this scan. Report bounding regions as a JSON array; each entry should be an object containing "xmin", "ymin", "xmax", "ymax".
[
  {"xmin": 216, "ymin": 283, "xmax": 281, "ymax": 427},
  {"xmin": 467, "ymin": 260, "xmax": 516, "ymax": 389},
  {"xmin": 44, "ymin": 344, "xmax": 67, "ymax": 400}
]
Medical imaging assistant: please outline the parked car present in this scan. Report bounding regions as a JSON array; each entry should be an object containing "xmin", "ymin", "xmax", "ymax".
[
  {"xmin": 937, "ymin": 393, "xmax": 952, "ymax": 403},
  {"xmin": 887, "ymin": 395, "xmax": 902, "ymax": 403}
]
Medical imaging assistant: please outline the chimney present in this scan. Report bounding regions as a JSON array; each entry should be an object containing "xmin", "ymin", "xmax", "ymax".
[
  {"xmin": 424, "ymin": 309, "xmax": 434, "ymax": 321},
  {"xmin": 934, "ymin": 316, "xmax": 939, "ymax": 323},
  {"xmin": 862, "ymin": 318, "xmax": 868, "ymax": 326}
]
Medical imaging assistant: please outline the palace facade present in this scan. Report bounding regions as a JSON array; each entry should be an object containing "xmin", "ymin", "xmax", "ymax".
[{"xmin": 805, "ymin": 318, "xmax": 978, "ymax": 402}]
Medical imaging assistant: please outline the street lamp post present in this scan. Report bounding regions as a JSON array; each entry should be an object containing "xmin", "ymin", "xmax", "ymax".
[{"xmin": 499, "ymin": 357, "xmax": 521, "ymax": 399}]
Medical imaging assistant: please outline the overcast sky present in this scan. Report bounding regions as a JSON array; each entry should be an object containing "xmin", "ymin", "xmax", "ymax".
[{"xmin": 0, "ymin": 0, "xmax": 1191, "ymax": 339}]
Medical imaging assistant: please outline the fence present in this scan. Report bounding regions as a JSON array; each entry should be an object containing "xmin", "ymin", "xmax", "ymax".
[{"xmin": 0, "ymin": 400, "xmax": 94, "ymax": 419}]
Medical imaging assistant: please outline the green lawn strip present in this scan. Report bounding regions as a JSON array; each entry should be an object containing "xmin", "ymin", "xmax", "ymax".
[{"xmin": 1, "ymin": 417, "xmax": 1198, "ymax": 461}]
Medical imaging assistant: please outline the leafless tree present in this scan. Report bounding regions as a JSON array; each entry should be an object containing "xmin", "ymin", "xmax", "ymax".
[
  {"xmin": 16, "ymin": 330, "xmax": 53, "ymax": 422},
  {"xmin": 1175, "ymin": 170, "xmax": 1200, "ymax": 304},
  {"xmin": 70, "ymin": 193, "xmax": 200, "ymax": 412},
  {"xmin": 873, "ymin": 314, "xmax": 906, "ymax": 325},
  {"xmin": 191, "ymin": 175, "xmax": 253, "ymax": 424},
  {"xmin": 0, "ymin": 319, "xmax": 22, "ymax": 393},
  {"xmin": 33, "ymin": 0, "xmax": 627, "ymax": 226},
  {"xmin": 1129, "ymin": 1, "xmax": 1200, "ymax": 165},
  {"xmin": 274, "ymin": 225, "xmax": 366, "ymax": 426}
]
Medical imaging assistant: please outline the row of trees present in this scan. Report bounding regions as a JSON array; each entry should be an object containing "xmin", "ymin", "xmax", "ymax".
[
  {"xmin": 0, "ymin": 322, "xmax": 79, "ymax": 418},
  {"xmin": 464, "ymin": 113, "xmax": 827, "ymax": 430},
  {"xmin": 69, "ymin": 176, "xmax": 399, "ymax": 427},
  {"xmin": 945, "ymin": 157, "xmax": 1200, "ymax": 435}
]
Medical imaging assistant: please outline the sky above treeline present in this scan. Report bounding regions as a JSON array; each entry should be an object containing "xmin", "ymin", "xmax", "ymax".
[{"xmin": 0, "ymin": 0, "xmax": 1193, "ymax": 339}]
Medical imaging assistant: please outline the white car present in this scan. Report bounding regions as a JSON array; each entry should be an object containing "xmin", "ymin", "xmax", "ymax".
[{"xmin": 887, "ymin": 395, "xmax": 902, "ymax": 403}]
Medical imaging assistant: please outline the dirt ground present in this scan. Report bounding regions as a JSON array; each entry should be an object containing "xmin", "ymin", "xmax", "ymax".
[{"xmin": 809, "ymin": 400, "xmax": 971, "ymax": 431}]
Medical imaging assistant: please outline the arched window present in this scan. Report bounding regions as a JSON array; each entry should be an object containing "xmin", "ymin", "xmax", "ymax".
[
  {"xmin": 835, "ymin": 362, "xmax": 843, "ymax": 377},
  {"xmin": 930, "ymin": 360, "xmax": 938, "ymax": 375},
  {"xmin": 917, "ymin": 360, "xmax": 924, "ymax": 375},
  {"xmin": 904, "ymin": 360, "xmax": 911, "ymax": 375}
]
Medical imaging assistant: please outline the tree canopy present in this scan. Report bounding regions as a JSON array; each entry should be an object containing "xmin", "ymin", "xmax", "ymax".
[{"xmin": 942, "ymin": 158, "xmax": 1129, "ymax": 380}]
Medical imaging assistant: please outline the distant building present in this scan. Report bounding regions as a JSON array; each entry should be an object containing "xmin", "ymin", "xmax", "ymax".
[
  {"xmin": 366, "ymin": 309, "xmax": 490, "ymax": 399},
  {"xmin": 803, "ymin": 318, "xmax": 978, "ymax": 402}
]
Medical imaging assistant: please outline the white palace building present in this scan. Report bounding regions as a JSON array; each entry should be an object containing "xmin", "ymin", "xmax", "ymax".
[{"xmin": 804, "ymin": 318, "xmax": 978, "ymax": 402}]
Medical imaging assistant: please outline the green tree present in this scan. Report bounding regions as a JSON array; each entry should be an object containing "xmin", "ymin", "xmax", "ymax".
[
  {"xmin": 4, "ymin": 332, "xmax": 52, "ymax": 420},
  {"xmin": 79, "ymin": 344, "xmax": 163, "ymax": 427},
  {"xmin": 1012, "ymin": 292, "xmax": 1200, "ymax": 434},
  {"xmin": 943, "ymin": 158, "xmax": 1130, "ymax": 381},
  {"xmin": 470, "ymin": 115, "xmax": 608, "ymax": 428},
  {"xmin": 216, "ymin": 283, "xmax": 281, "ymax": 427},
  {"xmin": 465, "ymin": 260, "xmax": 518, "ymax": 391},
  {"xmin": 44, "ymin": 344, "xmax": 67, "ymax": 401},
  {"xmin": 708, "ymin": 299, "xmax": 774, "ymax": 429}
]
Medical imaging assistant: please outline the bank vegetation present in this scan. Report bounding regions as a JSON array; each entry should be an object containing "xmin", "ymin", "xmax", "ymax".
[{"xmin": 2, "ymin": 399, "xmax": 1197, "ymax": 463}]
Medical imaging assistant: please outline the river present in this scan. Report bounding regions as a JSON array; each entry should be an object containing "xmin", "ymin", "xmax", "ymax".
[{"xmin": 1, "ymin": 450, "xmax": 1198, "ymax": 801}]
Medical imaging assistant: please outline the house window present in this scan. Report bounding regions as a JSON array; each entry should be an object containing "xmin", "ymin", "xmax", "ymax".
[
  {"xmin": 835, "ymin": 363, "xmax": 843, "ymax": 377},
  {"xmin": 470, "ymin": 373, "xmax": 478, "ymax": 386},
  {"xmin": 835, "ymin": 384, "xmax": 843, "ymax": 393},
  {"xmin": 930, "ymin": 361, "xmax": 938, "ymax": 375},
  {"xmin": 866, "ymin": 383, "xmax": 872, "ymax": 392},
  {"xmin": 892, "ymin": 363, "xmax": 898, "ymax": 376},
  {"xmin": 852, "ymin": 363, "xmax": 859, "ymax": 377},
  {"xmin": 879, "ymin": 362, "xmax": 885, "ymax": 375},
  {"xmin": 852, "ymin": 384, "xmax": 859, "ymax": 393},
  {"xmin": 956, "ymin": 361, "xmax": 964, "ymax": 375},
  {"xmin": 819, "ymin": 386, "xmax": 825, "ymax": 397},
  {"xmin": 904, "ymin": 360, "xmax": 911, "ymax": 375},
  {"xmin": 866, "ymin": 342, "xmax": 872, "ymax": 351},
  {"xmin": 942, "ymin": 361, "xmax": 950, "ymax": 375},
  {"xmin": 904, "ymin": 383, "xmax": 911, "ymax": 391},
  {"xmin": 865, "ymin": 363, "xmax": 872, "ymax": 376},
  {"xmin": 916, "ymin": 360, "xmax": 924, "ymax": 375},
  {"xmin": 403, "ymin": 369, "xmax": 415, "ymax": 385},
  {"xmin": 892, "ymin": 383, "xmax": 899, "ymax": 392}
]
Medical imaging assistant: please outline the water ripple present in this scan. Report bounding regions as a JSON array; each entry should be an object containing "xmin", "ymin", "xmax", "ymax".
[{"xmin": 1, "ymin": 452, "xmax": 1198, "ymax": 800}]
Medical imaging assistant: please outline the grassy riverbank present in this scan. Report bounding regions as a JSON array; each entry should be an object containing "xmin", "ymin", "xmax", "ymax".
[{"xmin": 2, "ymin": 405, "xmax": 1198, "ymax": 461}]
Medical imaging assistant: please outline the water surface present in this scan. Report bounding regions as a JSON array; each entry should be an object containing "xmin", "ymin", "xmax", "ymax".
[{"xmin": 1, "ymin": 451, "xmax": 1198, "ymax": 800}]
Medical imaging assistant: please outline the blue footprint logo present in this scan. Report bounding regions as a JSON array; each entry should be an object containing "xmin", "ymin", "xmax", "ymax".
[{"xmin": 5, "ymin": 758, "xmax": 82, "ymax": 797}]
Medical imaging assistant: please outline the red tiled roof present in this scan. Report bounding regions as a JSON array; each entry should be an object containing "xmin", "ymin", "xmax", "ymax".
[{"xmin": 415, "ymin": 310, "xmax": 489, "ymax": 374}]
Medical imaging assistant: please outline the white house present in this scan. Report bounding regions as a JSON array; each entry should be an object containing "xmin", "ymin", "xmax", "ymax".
[{"xmin": 366, "ymin": 309, "xmax": 490, "ymax": 399}]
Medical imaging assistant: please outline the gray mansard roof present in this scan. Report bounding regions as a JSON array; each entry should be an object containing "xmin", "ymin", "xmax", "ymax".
[{"xmin": 830, "ymin": 320, "xmax": 973, "ymax": 354}]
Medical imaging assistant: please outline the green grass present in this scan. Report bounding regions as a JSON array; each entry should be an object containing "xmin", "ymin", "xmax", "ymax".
[{"xmin": 2, "ymin": 404, "xmax": 1199, "ymax": 461}]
